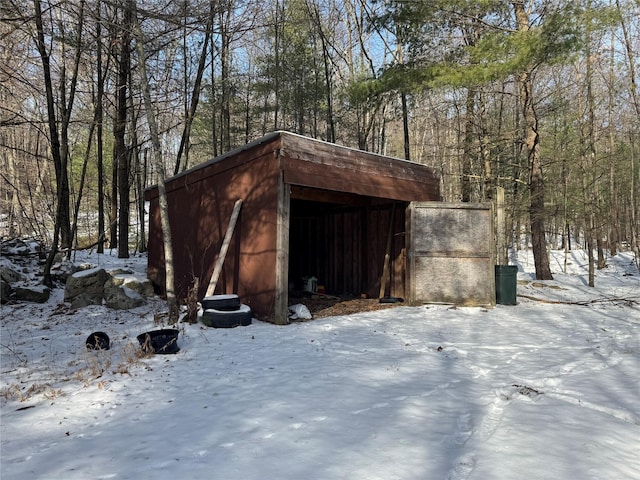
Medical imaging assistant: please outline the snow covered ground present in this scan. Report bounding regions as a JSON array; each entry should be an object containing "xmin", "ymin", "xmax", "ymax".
[{"xmin": 1, "ymin": 248, "xmax": 639, "ymax": 480}]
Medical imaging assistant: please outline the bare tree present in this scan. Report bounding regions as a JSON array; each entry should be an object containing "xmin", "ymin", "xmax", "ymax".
[
  {"xmin": 32, "ymin": 0, "xmax": 85, "ymax": 284},
  {"xmin": 304, "ymin": 0, "xmax": 336, "ymax": 143},
  {"xmin": 95, "ymin": 0, "xmax": 108, "ymax": 253},
  {"xmin": 615, "ymin": 0, "xmax": 640, "ymax": 263},
  {"xmin": 113, "ymin": 0, "xmax": 133, "ymax": 258},
  {"xmin": 131, "ymin": 0, "xmax": 179, "ymax": 322},
  {"xmin": 173, "ymin": 0, "xmax": 214, "ymax": 175}
]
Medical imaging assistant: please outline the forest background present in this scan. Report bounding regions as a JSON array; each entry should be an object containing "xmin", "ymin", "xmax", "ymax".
[{"xmin": 1, "ymin": 0, "xmax": 639, "ymax": 292}]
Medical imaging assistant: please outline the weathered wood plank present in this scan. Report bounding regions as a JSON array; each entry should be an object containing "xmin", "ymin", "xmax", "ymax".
[
  {"xmin": 280, "ymin": 133, "xmax": 440, "ymax": 184},
  {"xmin": 274, "ymin": 173, "xmax": 290, "ymax": 324},
  {"xmin": 284, "ymin": 168, "xmax": 438, "ymax": 202},
  {"xmin": 290, "ymin": 186, "xmax": 369, "ymax": 205},
  {"xmin": 412, "ymin": 203, "xmax": 492, "ymax": 255},
  {"xmin": 408, "ymin": 202, "xmax": 494, "ymax": 306},
  {"xmin": 205, "ymin": 199, "xmax": 243, "ymax": 296}
]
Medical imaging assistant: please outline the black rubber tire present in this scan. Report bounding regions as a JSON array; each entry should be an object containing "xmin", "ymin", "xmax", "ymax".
[
  {"xmin": 201, "ymin": 294, "xmax": 241, "ymax": 312},
  {"xmin": 201, "ymin": 304, "xmax": 252, "ymax": 328},
  {"xmin": 86, "ymin": 331, "xmax": 110, "ymax": 351}
]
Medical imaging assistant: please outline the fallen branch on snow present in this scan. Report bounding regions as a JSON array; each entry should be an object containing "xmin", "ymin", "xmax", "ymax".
[{"xmin": 517, "ymin": 294, "xmax": 639, "ymax": 306}]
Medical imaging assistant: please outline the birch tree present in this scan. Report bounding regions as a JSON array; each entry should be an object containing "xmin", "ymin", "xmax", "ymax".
[{"xmin": 131, "ymin": 0, "xmax": 179, "ymax": 322}]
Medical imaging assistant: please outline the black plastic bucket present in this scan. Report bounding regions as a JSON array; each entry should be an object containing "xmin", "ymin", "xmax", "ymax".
[{"xmin": 137, "ymin": 329, "xmax": 180, "ymax": 354}]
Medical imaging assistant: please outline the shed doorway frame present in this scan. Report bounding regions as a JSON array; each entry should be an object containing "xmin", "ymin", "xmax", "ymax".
[{"xmin": 275, "ymin": 178, "xmax": 407, "ymax": 324}]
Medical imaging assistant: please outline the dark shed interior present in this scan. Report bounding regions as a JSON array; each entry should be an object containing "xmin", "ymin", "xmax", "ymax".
[{"xmin": 288, "ymin": 187, "xmax": 408, "ymax": 300}]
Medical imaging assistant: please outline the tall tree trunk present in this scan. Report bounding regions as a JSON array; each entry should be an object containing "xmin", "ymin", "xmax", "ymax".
[
  {"xmin": 5, "ymin": 129, "xmax": 20, "ymax": 237},
  {"xmin": 109, "ymin": 156, "xmax": 118, "ymax": 248},
  {"xmin": 244, "ymin": 72, "xmax": 252, "ymax": 143},
  {"xmin": 579, "ymin": 81, "xmax": 596, "ymax": 290},
  {"xmin": 460, "ymin": 22, "xmax": 482, "ymax": 203},
  {"xmin": 127, "ymin": 72, "xmax": 141, "ymax": 253},
  {"xmin": 608, "ymin": 21, "xmax": 618, "ymax": 256},
  {"xmin": 55, "ymin": 1, "xmax": 83, "ymax": 251},
  {"xmin": 461, "ymin": 89, "xmax": 475, "ymax": 202},
  {"xmin": 97, "ymin": 0, "xmax": 106, "ymax": 253},
  {"xmin": 273, "ymin": 0, "xmax": 282, "ymax": 131},
  {"xmin": 615, "ymin": 0, "xmax": 640, "ymax": 264},
  {"xmin": 70, "ymin": 114, "xmax": 96, "ymax": 251},
  {"xmin": 132, "ymin": 0, "xmax": 179, "ymax": 322},
  {"xmin": 115, "ymin": 1, "xmax": 132, "ymax": 258},
  {"xmin": 585, "ymin": 12, "xmax": 596, "ymax": 285},
  {"xmin": 478, "ymin": 90, "xmax": 492, "ymax": 201},
  {"xmin": 137, "ymin": 149, "xmax": 148, "ymax": 253},
  {"xmin": 583, "ymin": 174, "xmax": 596, "ymax": 287},
  {"xmin": 33, "ymin": 0, "xmax": 76, "ymax": 285},
  {"xmin": 562, "ymin": 158, "xmax": 569, "ymax": 272},
  {"xmin": 401, "ymin": 92, "xmax": 410, "ymax": 161},
  {"xmin": 615, "ymin": 0, "xmax": 640, "ymax": 120},
  {"xmin": 318, "ymin": 9, "xmax": 335, "ymax": 143},
  {"xmin": 513, "ymin": 1, "xmax": 552, "ymax": 280},
  {"xmin": 219, "ymin": 6, "xmax": 232, "ymax": 152},
  {"xmin": 631, "ymin": 136, "xmax": 639, "ymax": 268},
  {"xmin": 586, "ymin": 18, "xmax": 605, "ymax": 271},
  {"xmin": 210, "ymin": 32, "xmax": 219, "ymax": 157}
]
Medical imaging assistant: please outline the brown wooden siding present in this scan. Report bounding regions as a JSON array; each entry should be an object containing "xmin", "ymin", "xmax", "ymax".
[
  {"xmin": 146, "ymin": 132, "xmax": 441, "ymax": 321},
  {"xmin": 147, "ymin": 150, "xmax": 281, "ymax": 317},
  {"xmin": 283, "ymin": 166, "xmax": 437, "ymax": 201}
]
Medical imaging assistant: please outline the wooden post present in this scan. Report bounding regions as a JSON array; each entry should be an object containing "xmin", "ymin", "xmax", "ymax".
[
  {"xmin": 205, "ymin": 199, "xmax": 243, "ymax": 297},
  {"xmin": 379, "ymin": 203, "xmax": 395, "ymax": 298},
  {"xmin": 274, "ymin": 172, "xmax": 290, "ymax": 324}
]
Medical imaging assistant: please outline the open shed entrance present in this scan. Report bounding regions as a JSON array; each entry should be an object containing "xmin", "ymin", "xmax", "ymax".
[{"xmin": 288, "ymin": 186, "xmax": 407, "ymax": 304}]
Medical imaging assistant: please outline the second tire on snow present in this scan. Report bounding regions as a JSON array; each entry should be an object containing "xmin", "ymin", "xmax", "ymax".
[{"xmin": 201, "ymin": 304, "xmax": 252, "ymax": 328}]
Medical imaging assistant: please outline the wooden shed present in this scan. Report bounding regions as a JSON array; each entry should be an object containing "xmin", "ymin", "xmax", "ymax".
[{"xmin": 146, "ymin": 131, "xmax": 458, "ymax": 323}]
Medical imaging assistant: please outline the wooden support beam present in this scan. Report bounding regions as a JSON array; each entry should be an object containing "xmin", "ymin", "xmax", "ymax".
[
  {"xmin": 379, "ymin": 203, "xmax": 396, "ymax": 298},
  {"xmin": 206, "ymin": 199, "xmax": 243, "ymax": 297},
  {"xmin": 274, "ymin": 174, "xmax": 291, "ymax": 324}
]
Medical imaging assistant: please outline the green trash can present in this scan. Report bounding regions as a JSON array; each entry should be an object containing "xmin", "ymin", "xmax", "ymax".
[{"xmin": 495, "ymin": 265, "xmax": 518, "ymax": 305}]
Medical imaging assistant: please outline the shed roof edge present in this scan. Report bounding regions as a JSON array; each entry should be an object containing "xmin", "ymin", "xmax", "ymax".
[{"xmin": 145, "ymin": 130, "xmax": 437, "ymax": 194}]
